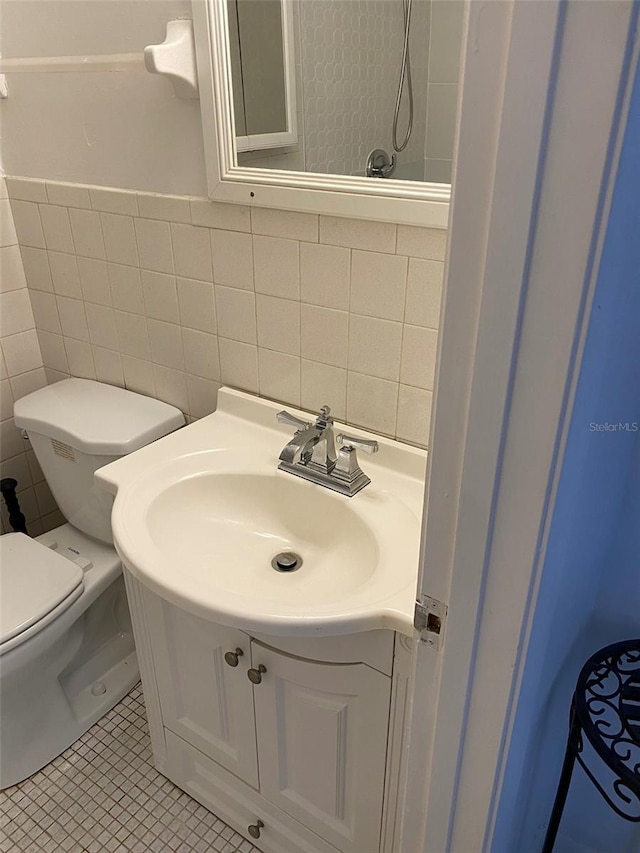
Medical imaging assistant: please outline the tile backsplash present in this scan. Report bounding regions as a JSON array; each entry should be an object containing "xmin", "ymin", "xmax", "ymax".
[
  {"xmin": 0, "ymin": 178, "xmax": 64, "ymax": 535},
  {"xmin": 6, "ymin": 176, "xmax": 445, "ymax": 448}
]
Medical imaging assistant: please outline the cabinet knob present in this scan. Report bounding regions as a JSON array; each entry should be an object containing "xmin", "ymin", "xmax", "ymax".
[
  {"xmin": 224, "ymin": 648, "xmax": 244, "ymax": 667},
  {"xmin": 247, "ymin": 819, "xmax": 264, "ymax": 839},
  {"xmin": 247, "ymin": 664, "xmax": 267, "ymax": 684}
]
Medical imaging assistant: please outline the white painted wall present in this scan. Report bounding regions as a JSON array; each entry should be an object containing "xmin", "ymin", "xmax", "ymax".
[{"xmin": 0, "ymin": 0, "xmax": 207, "ymax": 195}]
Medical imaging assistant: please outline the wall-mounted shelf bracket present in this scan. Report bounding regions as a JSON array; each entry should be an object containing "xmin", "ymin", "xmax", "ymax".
[{"xmin": 144, "ymin": 20, "xmax": 199, "ymax": 100}]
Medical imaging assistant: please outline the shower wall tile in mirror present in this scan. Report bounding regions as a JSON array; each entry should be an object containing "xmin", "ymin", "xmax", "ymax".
[
  {"xmin": 301, "ymin": 0, "xmax": 428, "ymax": 177},
  {"xmin": 6, "ymin": 179, "xmax": 445, "ymax": 448},
  {"xmin": 237, "ymin": 0, "xmax": 464, "ymax": 183}
]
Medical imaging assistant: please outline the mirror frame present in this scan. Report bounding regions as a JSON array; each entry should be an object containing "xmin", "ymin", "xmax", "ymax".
[
  {"xmin": 233, "ymin": 0, "xmax": 298, "ymax": 154},
  {"xmin": 192, "ymin": 0, "xmax": 452, "ymax": 227}
]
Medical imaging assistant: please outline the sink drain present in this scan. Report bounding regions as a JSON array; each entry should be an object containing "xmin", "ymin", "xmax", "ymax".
[{"xmin": 272, "ymin": 551, "xmax": 303, "ymax": 573}]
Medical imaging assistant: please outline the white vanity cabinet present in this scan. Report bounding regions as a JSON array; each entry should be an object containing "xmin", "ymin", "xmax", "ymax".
[
  {"xmin": 147, "ymin": 598, "xmax": 259, "ymax": 787},
  {"xmin": 126, "ymin": 575, "xmax": 413, "ymax": 853},
  {"xmin": 251, "ymin": 641, "xmax": 390, "ymax": 853}
]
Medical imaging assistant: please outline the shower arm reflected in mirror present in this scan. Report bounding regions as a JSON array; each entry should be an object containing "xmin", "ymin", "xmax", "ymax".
[
  {"xmin": 366, "ymin": 0, "xmax": 413, "ymax": 180},
  {"xmin": 366, "ymin": 149, "xmax": 397, "ymax": 179}
]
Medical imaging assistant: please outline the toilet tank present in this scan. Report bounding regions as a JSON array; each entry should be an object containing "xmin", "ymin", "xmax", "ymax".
[{"xmin": 14, "ymin": 379, "xmax": 184, "ymax": 544}]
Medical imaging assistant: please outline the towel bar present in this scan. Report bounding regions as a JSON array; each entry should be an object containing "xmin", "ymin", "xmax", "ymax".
[{"xmin": 0, "ymin": 19, "xmax": 198, "ymax": 99}]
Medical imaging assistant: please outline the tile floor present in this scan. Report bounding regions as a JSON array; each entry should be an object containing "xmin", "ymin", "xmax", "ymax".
[{"xmin": 0, "ymin": 684, "xmax": 261, "ymax": 853}]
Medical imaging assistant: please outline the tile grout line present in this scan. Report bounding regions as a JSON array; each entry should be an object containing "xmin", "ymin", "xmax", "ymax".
[{"xmin": 0, "ymin": 683, "xmax": 260, "ymax": 853}]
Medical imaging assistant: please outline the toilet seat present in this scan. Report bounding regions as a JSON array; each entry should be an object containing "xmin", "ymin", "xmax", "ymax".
[{"xmin": 0, "ymin": 533, "xmax": 84, "ymax": 655}]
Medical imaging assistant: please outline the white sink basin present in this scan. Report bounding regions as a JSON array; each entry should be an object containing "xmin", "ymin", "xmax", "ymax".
[
  {"xmin": 147, "ymin": 472, "xmax": 380, "ymax": 603},
  {"xmin": 96, "ymin": 389, "xmax": 427, "ymax": 637}
]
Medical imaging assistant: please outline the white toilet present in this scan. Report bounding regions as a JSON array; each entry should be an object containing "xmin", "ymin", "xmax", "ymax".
[{"xmin": 0, "ymin": 378, "xmax": 184, "ymax": 789}]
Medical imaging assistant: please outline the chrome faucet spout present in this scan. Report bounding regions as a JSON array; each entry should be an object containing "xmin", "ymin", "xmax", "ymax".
[
  {"xmin": 276, "ymin": 405, "xmax": 372, "ymax": 496},
  {"xmin": 278, "ymin": 425, "xmax": 323, "ymax": 465}
]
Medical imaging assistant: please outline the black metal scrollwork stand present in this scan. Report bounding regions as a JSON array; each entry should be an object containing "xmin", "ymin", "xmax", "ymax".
[{"xmin": 542, "ymin": 639, "xmax": 640, "ymax": 853}]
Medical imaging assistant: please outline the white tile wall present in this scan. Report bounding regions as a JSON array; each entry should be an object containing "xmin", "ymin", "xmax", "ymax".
[
  {"xmin": 348, "ymin": 315, "xmax": 403, "ymax": 381},
  {"xmin": 141, "ymin": 271, "xmax": 179, "ymax": 324},
  {"xmin": 259, "ymin": 349, "xmax": 301, "ymax": 407},
  {"xmin": 171, "ymin": 225, "xmax": 213, "ymax": 281},
  {"xmin": 191, "ymin": 198, "xmax": 251, "ymax": 232},
  {"xmin": 10, "ymin": 200, "xmax": 45, "ymax": 248},
  {"xmin": 300, "ymin": 242, "xmax": 350, "ymax": 310},
  {"xmin": 211, "ymin": 229, "xmax": 254, "ymax": 290},
  {"xmin": 20, "ymin": 247, "xmax": 53, "ymax": 292},
  {"xmin": 39, "ymin": 205, "xmax": 74, "ymax": 254},
  {"xmin": 256, "ymin": 295, "xmax": 300, "ymax": 356},
  {"xmin": 69, "ymin": 208, "xmax": 105, "ymax": 259},
  {"xmin": 137, "ymin": 192, "xmax": 191, "ymax": 224},
  {"xmin": 300, "ymin": 304, "xmax": 349, "ymax": 368},
  {"xmin": 253, "ymin": 235, "xmax": 300, "ymax": 299},
  {"xmin": 216, "ymin": 286, "xmax": 257, "ymax": 344},
  {"xmin": 251, "ymin": 207, "xmax": 318, "ymax": 242},
  {"xmin": 177, "ymin": 277, "xmax": 216, "ymax": 333},
  {"xmin": 49, "ymin": 251, "xmax": 81, "ymax": 297},
  {"xmin": 350, "ymin": 251, "xmax": 408, "ymax": 321},
  {"xmin": 7, "ymin": 177, "xmax": 446, "ymax": 448},
  {"xmin": 102, "ymin": 213, "xmax": 139, "ymax": 266},
  {"xmin": 0, "ymin": 178, "xmax": 63, "ymax": 535},
  {"xmin": 301, "ymin": 360, "xmax": 347, "ymax": 420},
  {"xmin": 46, "ymin": 181, "xmax": 92, "ymax": 209}
]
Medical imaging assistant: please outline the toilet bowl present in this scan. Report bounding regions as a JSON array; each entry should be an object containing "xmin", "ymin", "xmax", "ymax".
[{"xmin": 0, "ymin": 379, "xmax": 184, "ymax": 789}]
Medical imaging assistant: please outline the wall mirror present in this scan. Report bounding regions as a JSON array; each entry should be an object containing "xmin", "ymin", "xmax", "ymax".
[{"xmin": 193, "ymin": 0, "xmax": 465, "ymax": 226}]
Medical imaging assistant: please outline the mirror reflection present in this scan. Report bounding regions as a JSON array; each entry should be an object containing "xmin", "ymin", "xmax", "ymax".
[{"xmin": 228, "ymin": 0, "xmax": 464, "ymax": 184}]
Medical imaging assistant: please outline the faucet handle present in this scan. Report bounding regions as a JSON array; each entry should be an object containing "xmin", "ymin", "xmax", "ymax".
[
  {"xmin": 277, "ymin": 410, "xmax": 311, "ymax": 431},
  {"xmin": 315, "ymin": 405, "xmax": 333, "ymax": 427},
  {"xmin": 336, "ymin": 433, "xmax": 379, "ymax": 454}
]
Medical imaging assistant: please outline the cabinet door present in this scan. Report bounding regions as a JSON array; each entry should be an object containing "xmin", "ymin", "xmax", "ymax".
[
  {"xmin": 252, "ymin": 642, "xmax": 391, "ymax": 853},
  {"xmin": 147, "ymin": 596, "xmax": 259, "ymax": 788}
]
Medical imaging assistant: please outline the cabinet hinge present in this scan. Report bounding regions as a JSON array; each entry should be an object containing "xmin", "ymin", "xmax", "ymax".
[{"xmin": 414, "ymin": 595, "xmax": 447, "ymax": 649}]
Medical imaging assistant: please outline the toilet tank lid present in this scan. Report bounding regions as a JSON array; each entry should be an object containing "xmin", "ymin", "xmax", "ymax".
[
  {"xmin": 0, "ymin": 533, "xmax": 84, "ymax": 647},
  {"xmin": 14, "ymin": 379, "xmax": 185, "ymax": 455}
]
